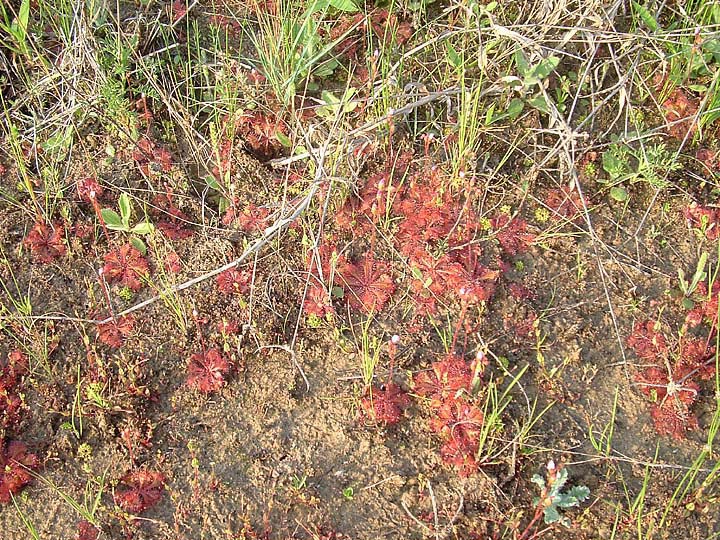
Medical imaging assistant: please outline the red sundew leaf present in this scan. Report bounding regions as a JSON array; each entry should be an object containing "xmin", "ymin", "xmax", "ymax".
[
  {"xmin": 217, "ymin": 319, "xmax": 240, "ymax": 336},
  {"xmin": 102, "ymin": 244, "xmax": 150, "ymax": 291},
  {"xmin": 302, "ymin": 283, "xmax": 334, "ymax": 318},
  {"xmin": 215, "ymin": 268, "xmax": 251, "ymax": 295},
  {"xmin": 0, "ymin": 439, "xmax": 40, "ymax": 504},
  {"xmin": 504, "ymin": 309, "xmax": 538, "ymax": 340},
  {"xmin": 634, "ymin": 366, "xmax": 699, "ymax": 405},
  {"xmin": 238, "ymin": 112, "xmax": 287, "ymax": 160},
  {"xmin": 225, "ymin": 203, "xmax": 270, "ymax": 233},
  {"xmin": 76, "ymin": 177, "xmax": 103, "ymax": 203},
  {"xmin": 133, "ymin": 137, "xmax": 173, "ymax": 176},
  {"xmin": 508, "ymin": 282, "xmax": 536, "ymax": 301},
  {"xmin": 491, "ymin": 214, "xmax": 535, "ymax": 255},
  {"xmin": 696, "ymin": 148, "xmax": 718, "ymax": 174},
  {"xmin": 97, "ymin": 315, "xmax": 134, "ymax": 348},
  {"xmin": 439, "ymin": 434, "xmax": 479, "ymax": 477},
  {"xmin": 23, "ymin": 221, "xmax": 67, "ymax": 264},
  {"xmin": 663, "ymin": 88, "xmax": 700, "ymax": 140},
  {"xmin": 186, "ymin": 348, "xmax": 231, "ymax": 393},
  {"xmin": 170, "ymin": 0, "xmax": 187, "ymax": 23},
  {"xmin": 164, "ymin": 250, "xmax": 182, "ymax": 274},
  {"xmin": 4, "ymin": 350, "xmax": 28, "ymax": 381},
  {"xmin": 369, "ymin": 9, "xmax": 412, "ymax": 46},
  {"xmin": 330, "ymin": 13, "xmax": 366, "ymax": 60},
  {"xmin": 76, "ymin": 520, "xmax": 99, "ymax": 540},
  {"xmin": 626, "ymin": 320, "xmax": 668, "ymax": 361},
  {"xmin": 337, "ymin": 255, "xmax": 395, "ymax": 314},
  {"xmin": 360, "ymin": 384, "xmax": 410, "ymax": 426},
  {"xmin": 545, "ymin": 187, "xmax": 585, "ymax": 222},
  {"xmin": 152, "ymin": 193, "xmax": 194, "ymax": 240},
  {"xmin": 413, "ymin": 354, "xmax": 472, "ymax": 406},
  {"xmin": 114, "ymin": 470, "xmax": 165, "ymax": 514},
  {"xmin": 157, "ymin": 220, "xmax": 194, "ymax": 240},
  {"xmin": 650, "ymin": 399, "xmax": 699, "ymax": 440},
  {"xmin": 678, "ymin": 338, "xmax": 716, "ymax": 380},
  {"xmin": 684, "ymin": 202, "xmax": 720, "ymax": 240},
  {"xmin": 428, "ymin": 398, "xmax": 484, "ymax": 440},
  {"xmin": 0, "ymin": 393, "xmax": 23, "ymax": 430}
]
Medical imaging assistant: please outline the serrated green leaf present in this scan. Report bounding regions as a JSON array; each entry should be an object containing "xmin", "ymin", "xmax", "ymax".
[
  {"xmin": 544, "ymin": 505, "xmax": 561, "ymax": 524},
  {"xmin": 101, "ymin": 209, "xmax": 124, "ymax": 228},
  {"xmin": 131, "ymin": 222, "xmax": 155, "ymax": 235},
  {"xmin": 530, "ymin": 474, "xmax": 545, "ymax": 488},
  {"xmin": 566, "ymin": 485, "xmax": 590, "ymax": 501}
]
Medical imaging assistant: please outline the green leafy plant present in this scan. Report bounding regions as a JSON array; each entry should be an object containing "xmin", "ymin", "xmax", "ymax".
[
  {"xmin": 601, "ymin": 140, "xmax": 682, "ymax": 201},
  {"xmin": 249, "ymin": 0, "xmax": 361, "ymax": 106},
  {"xmin": 101, "ymin": 192, "xmax": 155, "ymax": 252},
  {"xmin": 531, "ymin": 461, "xmax": 590, "ymax": 527},
  {"xmin": 0, "ymin": 0, "xmax": 31, "ymax": 57},
  {"xmin": 498, "ymin": 49, "xmax": 560, "ymax": 120}
]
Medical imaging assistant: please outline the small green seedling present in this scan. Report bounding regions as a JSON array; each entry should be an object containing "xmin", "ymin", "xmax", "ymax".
[
  {"xmin": 677, "ymin": 252, "xmax": 708, "ymax": 303},
  {"xmin": 342, "ymin": 486, "xmax": 354, "ymax": 500},
  {"xmin": 531, "ymin": 461, "xmax": 590, "ymax": 527},
  {"xmin": 101, "ymin": 192, "xmax": 155, "ymax": 252},
  {"xmin": 495, "ymin": 49, "xmax": 560, "ymax": 122}
]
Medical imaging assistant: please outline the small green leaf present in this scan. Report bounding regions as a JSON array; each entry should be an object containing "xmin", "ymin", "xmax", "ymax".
[
  {"xmin": 101, "ymin": 209, "xmax": 124, "ymax": 229},
  {"xmin": 276, "ymin": 131, "xmax": 292, "ymax": 148},
  {"xmin": 531, "ymin": 56, "xmax": 560, "ymax": 81},
  {"xmin": 631, "ymin": 1, "xmax": 659, "ymax": 31},
  {"xmin": 566, "ymin": 485, "xmax": 591, "ymax": 502},
  {"xmin": 130, "ymin": 237, "xmax": 147, "ymax": 255},
  {"xmin": 311, "ymin": 0, "xmax": 359, "ymax": 12},
  {"xmin": 411, "ymin": 267, "xmax": 423, "ymax": 280},
  {"xmin": 682, "ymin": 297, "xmax": 696, "ymax": 310},
  {"xmin": 530, "ymin": 474, "xmax": 546, "ymax": 489},
  {"xmin": 205, "ymin": 176, "xmax": 221, "ymax": 190},
  {"xmin": 527, "ymin": 94, "xmax": 551, "ymax": 114},
  {"xmin": 331, "ymin": 286, "xmax": 344, "ymax": 299},
  {"xmin": 330, "ymin": 0, "xmax": 359, "ymax": 11},
  {"xmin": 507, "ymin": 98, "xmax": 525, "ymax": 119},
  {"xmin": 609, "ymin": 186, "xmax": 629, "ymax": 202},
  {"xmin": 514, "ymin": 49, "xmax": 530, "ymax": 77},
  {"xmin": 130, "ymin": 222, "xmax": 155, "ymax": 235},
  {"xmin": 446, "ymin": 42, "xmax": 462, "ymax": 69},
  {"xmin": 544, "ymin": 505, "xmax": 561, "ymax": 524},
  {"xmin": 118, "ymin": 193, "xmax": 132, "ymax": 225}
]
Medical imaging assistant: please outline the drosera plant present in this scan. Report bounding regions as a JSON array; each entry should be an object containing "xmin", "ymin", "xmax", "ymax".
[
  {"xmin": 114, "ymin": 469, "xmax": 165, "ymax": 515},
  {"xmin": 359, "ymin": 334, "xmax": 410, "ymax": 426},
  {"xmin": 186, "ymin": 309, "xmax": 232, "ymax": 394}
]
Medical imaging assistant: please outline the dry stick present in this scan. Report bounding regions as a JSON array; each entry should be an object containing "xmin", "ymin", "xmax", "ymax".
[{"xmin": 93, "ymin": 181, "xmax": 321, "ymax": 326}]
